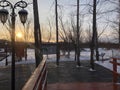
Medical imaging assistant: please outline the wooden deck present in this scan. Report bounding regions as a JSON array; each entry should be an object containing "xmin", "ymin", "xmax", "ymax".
[
  {"xmin": 47, "ymin": 61, "xmax": 120, "ymax": 90},
  {"xmin": 47, "ymin": 82, "xmax": 120, "ymax": 90}
]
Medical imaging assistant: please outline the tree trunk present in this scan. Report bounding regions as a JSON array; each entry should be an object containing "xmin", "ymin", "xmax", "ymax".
[
  {"xmin": 33, "ymin": 0, "xmax": 42, "ymax": 67},
  {"xmin": 76, "ymin": 0, "xmax": 80, "ymax": 66},
  {"xmin": 55, "ymin": 0, "xmax": 60, "ymax": 66},
  {"xmin": 74, "ymin": 44, "xmax": 77, "ymax": 61},
  {"xmin": 90, "ymin": 0, "xmax": 97, "ymax": 70},
  {"xmin": 118, "ymin": 0, "xmax": 120, "ymax": 45},
  {"xmin": 95, "ymin": 29, "xmax": 99, "ymax": 61},
  {"xmin": 25, "ymin": 47, "xmax": 27, "ymax": 60},
  {"xmin": 90, "ymin": 43, "xmax": 95, "ymax": 69},
  {"xmin": 67, "ymin": 42, "xmax": 70, "ymax": 58},
  {"xmin": 38, "ymin": 23, "xmax": 42, "ymax": 53}
]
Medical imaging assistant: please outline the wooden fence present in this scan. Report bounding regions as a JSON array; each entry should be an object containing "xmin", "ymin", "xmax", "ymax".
[{"xmin": 110, "ymin": 58, "xmax": 120, "ymax": 83}]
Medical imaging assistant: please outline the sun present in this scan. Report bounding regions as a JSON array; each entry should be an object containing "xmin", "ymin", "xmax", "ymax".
[{"xmin": 16, "ymin": 32, "xmax": 23, "ymax": 38}]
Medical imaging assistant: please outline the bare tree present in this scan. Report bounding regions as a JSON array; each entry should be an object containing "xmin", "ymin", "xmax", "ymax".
[
  {"xmin": 4, "ymin": 18, "xmax": 12, "ymax": 41},
  {"xmin": 68, "ymin": 11, "xmax": 84, "ymax": 62},
  {"xmin": 118, "ymin": 0, "xmax": 120, "ymax": 44},
  {"xmin": 33, "ymin": 0, "xmax": 43, "ymax": 67},
  {"xmin": 47, "ymin": 19, "xmax": 52, "ymax": 43},
  {"xmin": 90, "ymin": 0, "xmax": 97, "ymax": 70},
  {"xmin": 76, "ymin": 0, "xmax": 81, "ymax": 66},
  {"xmin": 84, "ymin": 23, "xmax": 92, "ymax": 43},
  {"xmin": 44, "ymin": 18, "xmax": 53, "ymax": 59},
  {"xmin": 69, "ymin": 13, "xmax": 77, "ymax": 61},
  {"xmin": 55, "ymin": 0, "xmax": 60, "ymax": 66},
  {"xmin": 84, "ymin": 0, "xmax": 110, "ymax": 69},
  {"xmin": 57, "ymin": 7, "xmax": 72, "ymax": 58},
  {"xmin": 23, "ymin": 20, "xmax": 32, "ymax": 60},
  {"xmin": 105, "ymin": 0, "xmax": 120, "ymax": 43}
]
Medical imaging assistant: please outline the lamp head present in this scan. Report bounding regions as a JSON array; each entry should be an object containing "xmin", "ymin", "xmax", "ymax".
[
  {"xmin": 0, "ymin": 8, "xmax": 9, "ymax": 24},
  {"xmin": 18, "ymin": 9, "xmax": 28, "ymax": 25}
]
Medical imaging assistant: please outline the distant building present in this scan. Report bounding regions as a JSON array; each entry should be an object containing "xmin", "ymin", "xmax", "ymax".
[{"xmin": 42, "ymin": 43, "xmax": 56, "ymax": 54}]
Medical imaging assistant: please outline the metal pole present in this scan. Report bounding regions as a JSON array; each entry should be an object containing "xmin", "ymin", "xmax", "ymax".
[
  {"xmin": 11, "ymin": 8, "xmax": 16, "ymax": 90},
  {"xmin": 0, "ymin": 1, "xmax": 28, "ymax": 90}
]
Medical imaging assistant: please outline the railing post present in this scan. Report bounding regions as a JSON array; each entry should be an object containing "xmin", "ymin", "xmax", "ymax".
[{"xmin": 112, "ymin": 58, "xmax": 117, "ymax": 83}]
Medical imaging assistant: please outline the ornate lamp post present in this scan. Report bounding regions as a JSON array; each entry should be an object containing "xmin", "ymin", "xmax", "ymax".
[{"xmin": 0, "ymin": 0, "xmax": 28, "ymax": 90}]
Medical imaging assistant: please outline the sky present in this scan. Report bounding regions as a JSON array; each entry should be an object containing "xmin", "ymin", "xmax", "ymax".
[
  {"xmin": 0, "ymin": 0, "xmax": 118, "ymax": 42},
  {"xmin": 37, "ymin": 0, "xmax": 75, "ymax": 24},
  {"xmin": 37, "ymin": 0, "xmax": 119, "ymax": 43}
]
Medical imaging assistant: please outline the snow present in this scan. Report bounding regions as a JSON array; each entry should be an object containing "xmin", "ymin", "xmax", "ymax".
[
  {"xmin": 0, "ymin": 48, "xmax": 120, "ymax": 73},
  {"xmin": 89, "ymin": 68, "xmax": 96, "ymax": 72},
  {"xmin": 96, "ymin": 60, "xmax": 120, "ymax": 73},
  {"xmin": 0, "ymin": 49, "xmax": 36, "ymax": 67}
]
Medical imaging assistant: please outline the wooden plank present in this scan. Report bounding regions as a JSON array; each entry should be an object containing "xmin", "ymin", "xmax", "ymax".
[
  {"xmin": 112, "ymin": 71, "xmax": 120, "ymax": 76},
  {"xmin": 22, "ymin": 58, "xmax": 47, "ymax": 90},
  {"xmin": 110, "ymin": 61, "xmax": 120, "ymax": 66}
]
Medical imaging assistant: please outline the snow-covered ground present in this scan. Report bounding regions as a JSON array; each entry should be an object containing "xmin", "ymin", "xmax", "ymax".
[
  {"xmin": 96, "ymin": 60, "xmax": 120, "ymax": 73},
  {"xmin": 0, "ymin": 48, "xmax": 120, "ymax": 73},
  {"xmin": 0, "ymin": 49, "xmax": 36, "ymax": 67}
]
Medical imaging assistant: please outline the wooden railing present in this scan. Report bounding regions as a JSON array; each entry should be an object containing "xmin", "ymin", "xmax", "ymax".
[
  {"xmin": 22, "ymin": 58, "xmax": 47, "ymax": 90},
  {"xmin": 110, "ymin": 58, "xmax": 120, "ymax": 83}
]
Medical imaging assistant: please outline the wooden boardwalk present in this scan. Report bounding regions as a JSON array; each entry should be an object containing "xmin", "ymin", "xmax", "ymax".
[
  {"xmin": 47, "ymin": 82, "xmax": 120, "ymax": 90},
  {"xmin": 47, "ymin": 61, "xmax": 120, "ymax": 90}
]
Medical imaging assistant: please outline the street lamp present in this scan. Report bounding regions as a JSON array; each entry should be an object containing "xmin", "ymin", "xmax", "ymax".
[
  {"xmin": 18, "ymin": 9, "xmax": 28, "ymax": 25},
  {"xmin": 0, "ymin": 8, "xmax": 9, "ymax": 24},
  {"xmin": 0, "ymin": 0, "xmax": 28, "ymax": 90}
]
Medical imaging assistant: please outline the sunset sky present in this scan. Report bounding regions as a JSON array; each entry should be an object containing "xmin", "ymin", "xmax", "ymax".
[{"xmin": 0, "ymin": 0, "xmax": 118, "ymax": 42}]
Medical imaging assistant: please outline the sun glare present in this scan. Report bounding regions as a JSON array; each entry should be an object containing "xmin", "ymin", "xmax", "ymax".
[{"xmin": 16, "ymin": 32, "xmax": 23, "ymax": 38}]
